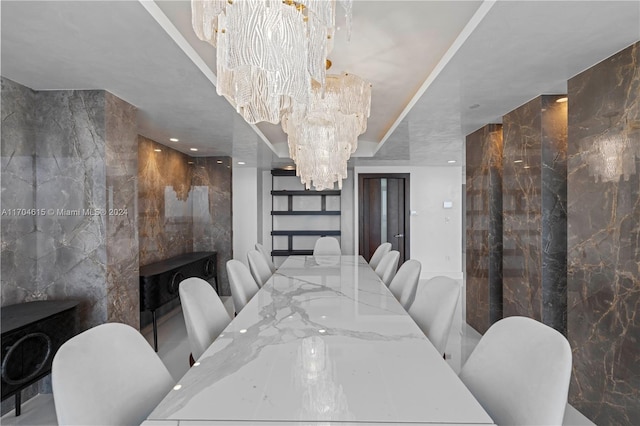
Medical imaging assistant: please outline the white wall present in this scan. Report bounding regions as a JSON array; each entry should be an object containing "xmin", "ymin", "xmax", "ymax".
[
  {"xmin": 353, "ymin": 166, "xmax": 463, "ymax": 280},
  {"xmin": 232, "ymin": 166, "xmax": 259, "ymax": 266}
]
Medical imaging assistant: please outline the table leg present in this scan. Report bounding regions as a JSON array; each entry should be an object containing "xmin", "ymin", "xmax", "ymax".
[
  {"xmin": 152, "ymin": 310, "xmax": 158, "ymax": 352},
  {"xmin": 15, "ymin": 391, "xmax": 21, "ymax": 417}
]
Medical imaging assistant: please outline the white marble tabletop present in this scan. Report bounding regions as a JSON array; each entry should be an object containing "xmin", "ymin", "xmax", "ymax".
[{"xmin": 146, "ymin": 255, "xmax": 494, "ymax": 425}]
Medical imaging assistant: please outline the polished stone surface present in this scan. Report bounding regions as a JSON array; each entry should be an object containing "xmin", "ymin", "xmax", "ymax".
[
  {"xmin": 466, "ymin": 124, "xmax": 503, "ymax": 334},
  {"xmin": 148, "ymin": 256, "xmax": 493, "ymax": 425},
  {"xmin": 138, "ymin": 136, "xmax": 194, "ymax": 266},
  {"xmin": 0, "ymin": 79, "xmax": 139, "ymax": 414},
  {"xmin": 138, "ymin": 138, "xmax": 232, "ymax": 296},
  {"xmin": 192, "ymin": 157, "xmax": 232, "ymax": 296},
  {"xmin": 105, "ymin": 93, "xmax": 139, "ymax": 326},
  {"xmin": 502, "ymin": 95, "xmax": 567, "ymax": 335},
  {"xmin": 567, "ymin": 42, "xmax": 640, "ymax": 424},
  {"xmin": 1, "ymin": 80, "xmax": 138, "ymax": 331}
]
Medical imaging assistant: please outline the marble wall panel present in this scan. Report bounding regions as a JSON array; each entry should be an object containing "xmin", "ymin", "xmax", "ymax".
[
  {"xmin": 105, "ymin": 93, "xmax": 139, "ymax": 327},
  {"xmin": 567, "ymin": 42, "xmax": 640, "ymax": 424},
  {"xmin": 1, "ymin": 78, "xmax": 37, "ymax": 306},
  {"xmin": 33, "ymin": 89, "xmax": 108, "ymax": 330},
  {"xmin": 192, "ymin": 157, "xmax": 232, "ymax": 296},
  {"xmin": 138, "ymin": 136, "xmax": 193, "ymax": 266},
  {"xmin": 466, "ymin": 124, "xmax": 503, "ymax": 334},
  {"xmin": 502, "ymin": 95, "xmax": 567, "ymax": 335},
  {"xmin": 1, "ymin": 80, "xmax": 139, "ymax": 413}
]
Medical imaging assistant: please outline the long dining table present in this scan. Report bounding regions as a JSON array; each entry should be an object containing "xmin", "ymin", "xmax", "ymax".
[{"xmin": 144, "ymin": 255, "xmax": 495, "ymax": 425}]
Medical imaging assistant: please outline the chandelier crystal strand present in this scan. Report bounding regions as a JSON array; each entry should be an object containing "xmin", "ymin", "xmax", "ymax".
[
  {"xmin": 283, "ymin": 73, "xmax": 372, "ymax": 190},
  {"xmin": 192, "ymin": 0, "xmax": 351, "ymax": 125}
]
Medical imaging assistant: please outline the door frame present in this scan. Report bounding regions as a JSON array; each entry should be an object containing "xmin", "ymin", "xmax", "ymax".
[{"xmin": 358, "ymin": 173, "xmax": 410, "ymax": 263}]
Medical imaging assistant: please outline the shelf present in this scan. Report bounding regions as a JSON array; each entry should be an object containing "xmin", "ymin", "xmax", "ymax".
[
  {"xmin": 271, "ymin": 190, "xmax": 341, "ymax": 196},
  {"xmin": 271, "ymin": 169, "xmax": 342, "ymax": 258},
  {"xmin": 271, "ymin": 210, "xmax": 341, "ymax": 216},
  {"xmin": 272, "ymin": 230, "xmax": 341, "ymax": 236}
]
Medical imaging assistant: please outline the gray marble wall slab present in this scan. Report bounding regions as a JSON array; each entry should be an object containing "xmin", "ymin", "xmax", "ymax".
[
  {"xmin": 1, "ymin": 79, "xmax": 139, "ymax": 413},
  {"xmin": 138, "ymin": 136, "xmax": 193, "ymax": 266},
  {"xmin": 192, "ymin": 157, "xmax": 232, "ymax": 296},
  {"xmin": 105, "ymin": 93, "xmax": 139, "ymax": 327},
  {"xmin": 502, "ymin": 95, "xmax": 567, "ymax": 335},
  {"xmin": 34, "ymin": 89, "xmax": 108, "ymax": 330},
  {"xmin": 465, "ymin": 124, "xmax": 503, "ymax": 334},
  {"xmin": 1, "ymin": 78, "xmax": 37, "ymax": 306},
  {"xmin": 567, "ymin": 42, "xmax": 640, "ymax": 424}
]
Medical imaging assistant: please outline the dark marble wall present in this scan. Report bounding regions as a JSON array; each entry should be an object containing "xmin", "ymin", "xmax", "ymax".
[
  {"xmin": 138, "ymin": 138, "xmax": 232, "ymax": 296},
  {"xmin": 192, "ymin": 157, "xmax": 232, "ymax": 296},
  {"xmin": 502, "ymin": 95, "xmax": 567, "ymax": 335},
  {"xmin": 1, "ymin": 79, "xmax": 139, "ymax": 328},
  {"xmin": 1, "ymin": 78, "xmax": 37, "ymax": 307},
  {"xmin": 567, "ymin": 42, "xmax": 640, "ymax": 424},
  {"xmin": 466, "ymin": 124, "xmax": 503, "ymax": 334},
  {"xmin": 138, "ymin": 136, "xmax": 194, "ymax": 265},
  {"xmin": 105, "ymin": 93, "xmax": 139, "ymax": 325},
  {"xmin": 1, "ymin": 78, "xmax": 138, "ymax": 413}
]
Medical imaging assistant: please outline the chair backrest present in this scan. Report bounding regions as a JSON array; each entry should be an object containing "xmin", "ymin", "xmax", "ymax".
[
  {"xmin": 407, "ymin": 276, "xmax": 460, "ymax": 355},
  {"xmin": 368, "ymin": 242, "xmax": 392, "ymax": 270},
  {"xmin": 459, "ymin": 316, "xmax": 572, "ymax": 426},
  {"xmin": 247, "ymin": 249, "xmax": 273, "ymax": 287},
  {"xmin": 226, "ymin": 259, "xmax": 260, "ymax": 313},
  {"xmin": 388, "ymin": 259, "xmax": 421, "ymax": 309},
  {"xmin": 52, "ymin": 322, "xmax": 174, "ymax": 426},
  {"xmin": 255, "ymin": 243, "xmax": 276, "ymax": 273},
  {"xmin": 374, "ymin": 250, "xmax": 400, "ymax": 286},
  {"xmin": 313, "ymin": 236, "xmax": 341, "ymax": 256},
  {"xmin": 179, "ymin": 277, "xmax": 231, "ymax": 361}
]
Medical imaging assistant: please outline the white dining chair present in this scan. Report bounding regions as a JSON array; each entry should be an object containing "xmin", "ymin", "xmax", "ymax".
[
  {"xmin": 459, "ymin": 316, "xmax": 572, "ymax": 426},
  {"xmin": 52, "ymin": 322, "xmax": 174, "ymax": 426},
  {"xmin": 374, "ymin": 250, "xmax": 400, "ymax": 286},
  {"xmin": 179, "ymin": 277, "xmax": 231, "ymax": 365},
  {"xmin": 407, "ymin": 275, "xmax": 460, "ymax": 356},
  {"xmin": 255, "ymin": 243, "xmax": 276, "ymax": 273},
  {"xmin": 388, "ymin": 259, "xmax": 421, "ymax": 309},
  {"xmin": 247, "ymin": 249, "xmax": 273, "ymax": 287},
  {"xmin": 226, "ymin": 259, "xmax": 260, "ymax": 314},
  {"xmin": 368, "ymin": 242, "xmax": 392, "ymax": 270},
  {"xmin": 313, "ymin": 236, "xmax": 341, "ymax": 256}
]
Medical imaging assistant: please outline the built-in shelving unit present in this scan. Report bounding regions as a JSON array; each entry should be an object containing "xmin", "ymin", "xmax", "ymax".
[{"xmin": 270, "ymin": 170, "xmax": 341, "ymax": 259}]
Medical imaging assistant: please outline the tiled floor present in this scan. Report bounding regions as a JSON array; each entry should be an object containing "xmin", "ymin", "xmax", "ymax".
[{"xmin": 1, "ymin": 295, "xmax": 594, "ymax": 426}]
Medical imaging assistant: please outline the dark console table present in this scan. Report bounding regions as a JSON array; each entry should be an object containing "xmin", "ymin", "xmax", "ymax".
[
  {"xmin": 139, "ymin": 251, "xmax": 217, "ymax": 351},
  {"xmin": 1, "ymin": 300, "xmax": 78, "ymax": 416}
]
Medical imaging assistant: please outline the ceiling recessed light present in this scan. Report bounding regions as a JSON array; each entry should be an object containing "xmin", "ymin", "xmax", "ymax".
[
  {"xmin": 239, "ymin": 329, "xmax": 247, "ymax": 334},
  {"xmin": 169, "ymin": 138, "xmax": 179, "ymax": 142},
  {"xmin": 216, "ymin": 160, "xmax": 223, "ymax": 164},
  {"xmin": 514, "ymin": 159, "xmax": 524, "ymax": 163},
  {"xmin": 154, "ymin": 149, "xmax": 162, "ymax": 152},
  {"xmin": 556, "ymin": 97, "xmax": 568, "ymax": 103},
  {"xmin": 173, "ymin": 384, "xmax": 182, "ymax": 391},
  {"xmin": 237, "ymin": 161, "xmax": 246, "ymax": 165},
  {"xmin": 193, "ymin": 362, "xmax": 200, "ymax": 367},
  {"xmin": 190, "ymin": 148, "xmax": 198, "ymax": 152},
  {"xmin": 318, "ymin": 329, "xmax": 326, "ymax": 334},
  {"xmin": 523, "ymin": 165, "xmax": 531, "ymax": 169},
  {"xmin": 447, "ymin": 160, "xmax": 456, "ymax": 164},
  {"xmin": 469, "ymin": 103, "xmax": 480, "ymax": 109},
  {"xmin": 187, "ymin": 161, "xmax": 194, "ymax": 165}
]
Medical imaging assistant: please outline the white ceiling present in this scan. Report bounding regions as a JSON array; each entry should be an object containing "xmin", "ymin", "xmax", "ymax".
[{"xmin": 2, "ymin": 1, "xmax": 639, "ymax": 169}]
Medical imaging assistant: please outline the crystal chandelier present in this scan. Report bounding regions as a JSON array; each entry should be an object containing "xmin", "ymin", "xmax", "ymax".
[
  {"xmin": 191, "ymin": 0, "xmax": 351, "ymax": 125},
  {"xmin": 282, "ymin": 72, "xmax": 371, "ymax": 190}
]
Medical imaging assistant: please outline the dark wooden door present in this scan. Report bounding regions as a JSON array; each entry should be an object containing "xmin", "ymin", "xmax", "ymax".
[{"xmin": 358, "ymin": 174, "xmax": 410, "ymax": 265}]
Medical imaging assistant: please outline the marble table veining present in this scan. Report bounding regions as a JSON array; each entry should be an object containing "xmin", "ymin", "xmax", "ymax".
[{"xmin": 146, "ymin": 256, "xmax": 494, "ymax": 425}]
